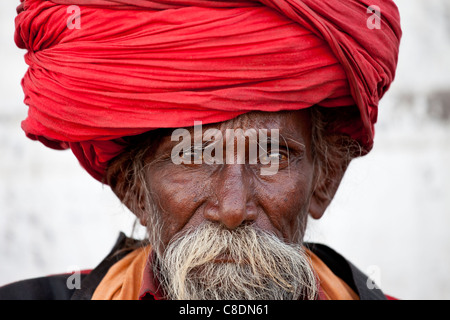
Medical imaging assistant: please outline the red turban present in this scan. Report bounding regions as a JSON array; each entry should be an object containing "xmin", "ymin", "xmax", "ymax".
[{"xmin": 15, "ymin": 0, "xmax": 401, "ymax": 182}]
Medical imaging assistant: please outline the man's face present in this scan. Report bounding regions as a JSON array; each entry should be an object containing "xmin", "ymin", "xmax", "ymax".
[
  {"xmin": 138, "ymin": 109, "xmax": 319, "ymax": 299},
  {"xmin": 144, "ymin": 109, "xmax": 316, "ymax": 250}
]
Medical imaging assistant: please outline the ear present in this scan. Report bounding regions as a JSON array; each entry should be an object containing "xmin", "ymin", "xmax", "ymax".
[
  {"xmin": 107, "ymin": 160, "xmax": 149, "ymax": 227},
  {"xmin": 308, "ymin": 162, "xmax": 348, "ymax": 220},
  {"xmin": 132, "ymin": 179, "xmax": 149, "ymax": 227}
]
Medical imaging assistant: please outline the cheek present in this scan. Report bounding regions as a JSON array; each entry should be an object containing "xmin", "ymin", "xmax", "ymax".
[
  {"xmin": 256, "ymin": 166, "xmax": 315, "ymax": 242},
  {"xmin": 146, "ymin": 166, "xmax": 209, "ymax": 245}
]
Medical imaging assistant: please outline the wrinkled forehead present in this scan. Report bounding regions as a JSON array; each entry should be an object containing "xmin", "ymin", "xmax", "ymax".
[
  {"xmin": 153, "ymin": 110, "xmax": 313, "ymax": 149},
  {"xmin": 210, "ymin": 110, "xmax": 311, "ymax": 131}
]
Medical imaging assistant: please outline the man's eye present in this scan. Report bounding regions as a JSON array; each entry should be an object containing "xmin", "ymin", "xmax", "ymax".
[
  {"xmin": 260, "ymin": 151, "xmax": 288, "ymax": 163},
  {"xmin": 180, "ymin": 148, "xmax": 203, "ymax": 162}
]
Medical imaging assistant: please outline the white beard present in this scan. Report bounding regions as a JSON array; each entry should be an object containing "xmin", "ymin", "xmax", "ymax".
[{"xmin": 153, "ymin": 222, "xmax": 318, "ymax": 300}]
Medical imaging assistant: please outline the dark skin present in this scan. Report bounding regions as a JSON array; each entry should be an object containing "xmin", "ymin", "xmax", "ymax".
[{"xmin": 139, "ymin": 110, "xmax": 343, "ymax": 251}]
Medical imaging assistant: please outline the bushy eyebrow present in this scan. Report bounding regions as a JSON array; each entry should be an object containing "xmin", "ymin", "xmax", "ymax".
[
  {"xmin": 283, "ymin": 137, "xmax": 306, "ymax": 149},
  {"xmin": 258, "ymin": 135, "xmax": 305, "ymax": 149},
  {"xmin": 192, "ymin": 132, "xmax": 307, "ymax": 154},
  {"xmin": 159, "ymin": 126, "xmax": 307, "ymax": 151}
]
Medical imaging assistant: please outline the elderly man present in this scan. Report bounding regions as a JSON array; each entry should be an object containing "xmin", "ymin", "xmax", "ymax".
[{"xmin": 1, "ymin": 0, "xmax": 401, "ymax": 300}]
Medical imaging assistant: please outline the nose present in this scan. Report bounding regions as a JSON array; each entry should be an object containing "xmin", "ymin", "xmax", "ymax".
[{"xmin": 204, "ymin": 164, "xmax": 258, "ymax": 230}]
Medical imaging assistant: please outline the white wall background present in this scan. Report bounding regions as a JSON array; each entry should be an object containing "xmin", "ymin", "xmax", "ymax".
[{"xmin": 1, "ymin": 0, "xmax": 449, "ymax": 300}]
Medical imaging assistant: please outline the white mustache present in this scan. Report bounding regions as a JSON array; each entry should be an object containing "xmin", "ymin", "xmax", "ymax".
[{"xmin": 154, "ymin": 222, "xmax": 318, "ymax": 300}]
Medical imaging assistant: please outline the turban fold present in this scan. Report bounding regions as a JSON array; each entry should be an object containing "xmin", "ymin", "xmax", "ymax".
[{"xmin": 15, "ymin": 0, "xmax": 401, "ymax": 182}]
